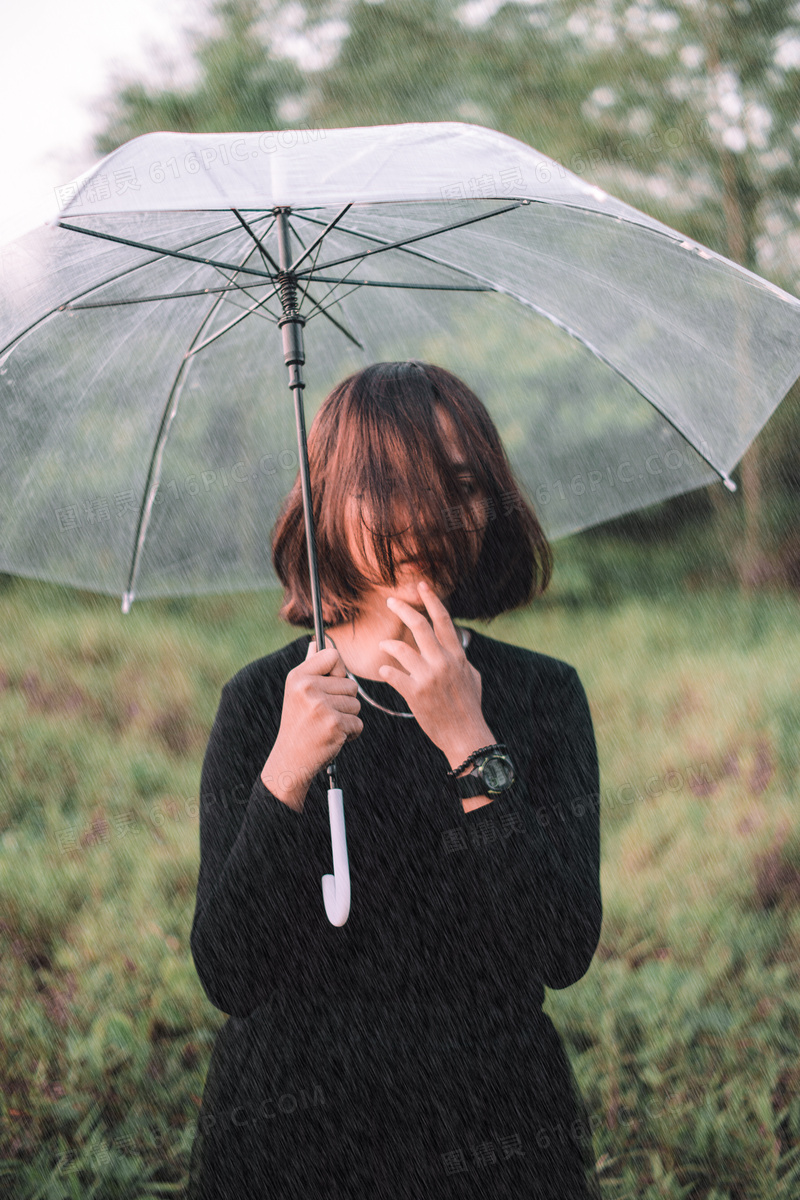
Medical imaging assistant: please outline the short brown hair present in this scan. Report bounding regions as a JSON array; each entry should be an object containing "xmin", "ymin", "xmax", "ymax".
[{"xmin": 272, "ymin": 361, "xmax": 553, "ymax": 627}]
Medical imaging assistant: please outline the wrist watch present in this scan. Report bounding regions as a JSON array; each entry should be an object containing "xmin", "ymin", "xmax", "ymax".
[{"xmin": 449, "ymin": 749, "xmax": 516, "ymax": 800}]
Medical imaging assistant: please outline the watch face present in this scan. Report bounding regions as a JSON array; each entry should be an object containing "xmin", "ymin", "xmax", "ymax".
[{"xmin": 482, "ymin": 755, "xmax": 514, "ymax": 791}]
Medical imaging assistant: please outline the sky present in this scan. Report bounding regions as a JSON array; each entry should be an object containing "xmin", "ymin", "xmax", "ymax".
[{"xmin": 0, "ymin": 0, "xmax": 199, "ymax": 244}]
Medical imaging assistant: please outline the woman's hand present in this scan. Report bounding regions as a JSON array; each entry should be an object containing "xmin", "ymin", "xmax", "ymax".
[
  {"xmin": 262, "ymin": 643, "xmax": 363, "ymax": 811},
  {"xmin": 377, "ymin": 581, "xmax": 495, "ymax": 768}
]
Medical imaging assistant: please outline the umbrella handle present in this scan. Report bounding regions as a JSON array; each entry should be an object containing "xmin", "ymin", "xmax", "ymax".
[{"xmin": 322, "ymin": 786, "xmax": 350, "ymax": 926}]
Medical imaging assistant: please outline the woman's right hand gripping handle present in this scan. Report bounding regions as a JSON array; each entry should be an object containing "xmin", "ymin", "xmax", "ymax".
[{"xmin": 261, "ymin": 642, "xmax": 363, "ymax": 812}]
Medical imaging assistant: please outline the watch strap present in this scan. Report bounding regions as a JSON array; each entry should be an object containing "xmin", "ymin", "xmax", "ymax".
[
  {"xmin": 449, "ymin": 769, "xmax": 490, "ymax": 799},
  {"xmin": 448, "ymin": 750, "xmax": 516, "ymax": 800}
]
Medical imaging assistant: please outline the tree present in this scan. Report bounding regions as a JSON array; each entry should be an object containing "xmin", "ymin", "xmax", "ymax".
[
  {"xmin": 95, "ymin": 0, "xmax": 304, "ymax": 152},
  {"xmin": 550, "ymin": 0, "xmax": 800, "ymax": 588},
  {"xmin": 308, "ymin": 0, "xmax": 617, "ymax": 172}
]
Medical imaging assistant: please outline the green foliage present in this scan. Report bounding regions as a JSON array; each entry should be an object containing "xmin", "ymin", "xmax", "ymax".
[
  {"xmin": 544, "ymin": 0, "xmax": 800, "ymax": 446},
  {"xmin": 95, "ymin": 0, "xmax": 304, "ymax": 153},
  {"xmin": 773, "ymin": 691, "xmax": 800, "ymax": 791},
  {"xmin": 1, "ymin": 574, "xmax": 800, "ymax": 1196},
  {"xmin": 312, "ymin": 0, "xmax": 476, "ymax": 125}
]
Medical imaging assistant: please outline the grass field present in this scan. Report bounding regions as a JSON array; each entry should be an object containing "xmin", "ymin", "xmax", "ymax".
[{"xmin": 1, "ymin": 566, "xmax": 799, "ymax": 1199}]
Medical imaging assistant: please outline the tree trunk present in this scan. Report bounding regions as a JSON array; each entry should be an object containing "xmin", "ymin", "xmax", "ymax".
[
  {"xmin": 718, "ymin": 144, "xmax": 768, "ymax": 592},
  {"xmin": 705, "ymin": 14, "xmax": 769, "ymax": 594}
]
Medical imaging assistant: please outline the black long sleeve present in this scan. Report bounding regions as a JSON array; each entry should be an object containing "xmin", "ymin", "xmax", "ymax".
[
  {"xmin": 190, "ymin": 634, "xmax": 602, "ymax": 1020},
  {"xmin": 454, "ymin": 663, "xmax": 602, "ymax": 991},
  {"xmin": 527, "ymin": 665, "xmax": 602, "ymax": 988},
  {"xmin": 190, "ymin": 674, "xmax": 324, "ymax": 1018}
]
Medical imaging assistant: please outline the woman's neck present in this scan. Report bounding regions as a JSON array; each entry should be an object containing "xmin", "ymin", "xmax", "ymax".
[{"xmin": 322, "ymin": 604, "xmax": 423, "ymax": 682}]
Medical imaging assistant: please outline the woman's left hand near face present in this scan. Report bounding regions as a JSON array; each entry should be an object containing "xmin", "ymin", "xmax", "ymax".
[{"xmin": 377, "ymin": 581, "xmax": 489, "ymax": 762}]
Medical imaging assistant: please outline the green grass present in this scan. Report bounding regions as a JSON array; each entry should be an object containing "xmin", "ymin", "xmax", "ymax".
[{"xmin": 0, "ymin": 570, "xmax": 799, "ymax": 1199}]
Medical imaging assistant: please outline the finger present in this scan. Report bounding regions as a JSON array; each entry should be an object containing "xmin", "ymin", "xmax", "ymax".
[
  {"xmin": 305, "ymin": 640, "xmax": 339, "ymax": 664},
  {"xmin": 306, "ymin": 637, "xmax": 337, "ymax": 659},
  {"xmin": 305, "ymin": 640, "xmax": 347, "ymax": 677},
  {"xmin": 416, "ymin": 580, "xmax": 463, "ymax": 655},
  {"xmin": 385, "ymin": 595, "xmax": 442, "ymax": 659},
  {"xmin": 344, "ymin": 716, "xmax": 364, "ymax": 742},
  {"xmin": 317, "ymin": 675, "xmax": 359, "ymax": 696},
  {"xmin": 340, "ymin": 710, "xmax": 362, "ymax": 739},
  {"xmin": 377, "ymin": 638, "xmax": 419, "ymax": 677},
  {"xmin": 318, "ymin": 636, "xmax": 349, "ymax": 677},
  {"xmin": 376, "ymin": 663, "xmax": 411, "ymax": 699}
]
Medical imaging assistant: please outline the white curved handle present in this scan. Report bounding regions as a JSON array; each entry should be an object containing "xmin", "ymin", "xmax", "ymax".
[{"xmin": 322, "ymin": 786, "xmax": 350, "ymax": 925}]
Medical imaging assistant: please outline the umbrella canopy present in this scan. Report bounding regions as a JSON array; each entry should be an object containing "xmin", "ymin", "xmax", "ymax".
[
  {"xmin": 3, "ymin": 121, "xmax": 800, "ymax": 612},
  {"xmin": 5, "ymin": 119, "xmax": 800, "ymax": 925}
]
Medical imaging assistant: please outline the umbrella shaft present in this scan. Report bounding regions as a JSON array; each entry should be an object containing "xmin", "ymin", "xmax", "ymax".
[
  {"xmin": 275, "ymin": 207, "xmax": 337, "ymax": 790},
  {"xmin": 280, "ymin": 316, "xmax": 305, "ymax": 367},
  {"xmin": 288, "ymin": 374, "xmax": 324, "ymax": 653}
]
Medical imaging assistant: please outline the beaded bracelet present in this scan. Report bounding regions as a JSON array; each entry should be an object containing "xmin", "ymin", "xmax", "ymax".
[{"xmin": 446, "ymin": 743, "xmax": 507, "ymax": 778}]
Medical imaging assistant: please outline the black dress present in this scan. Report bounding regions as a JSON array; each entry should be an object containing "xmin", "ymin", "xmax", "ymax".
[{"xmin": 187, "ymin": 627, "xmax": 603, "ymax": 1199}]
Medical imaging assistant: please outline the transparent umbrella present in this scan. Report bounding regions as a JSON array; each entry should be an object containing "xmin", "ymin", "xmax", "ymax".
[{"xmin": 2, "ymin": 121, "xmax": 800, "ymax": 924}]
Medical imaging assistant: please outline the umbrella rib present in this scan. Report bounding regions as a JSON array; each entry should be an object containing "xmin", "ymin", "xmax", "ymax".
[
  {"xmin": 298, "ymin": 255, "xmax": 364, "ymax": 312},
  {"xmin": 284, "ymin": 218, "xmax": 366, "ymax": 349},
  {"xmin": 186, "ymin": 286, "xmax": 281, "ymax": 357},
  {"xmin": 122, "ymin": 241, "xmax": 268, "ymax": 611},
  {"xmin": 65, "ymin": 263, "xmax": 281, "ymax": 320},
  {"xmin": 201, "ymin": 275, "xmax": 281, "ymax": 323},
  {"xmin": 306, "ymin": 214, "xmax": 754, "ymax": 385},
  {"xmin": 65, "ymin": 254, "xmax": 282, "ymax": 322},
  {"xmin": 288, "ymin": 204, "xmax": 352, "ymax": 273},
  {"xmin": 196, "ymin": 222, "xmax": 284, "ymax": 331},
  {"xmin": 0, "ymin": 214, "xmax": 275, "ymax": 360},
  {"xmin": 294, "ymin": 279, "xmax": 365, "ymax": 349},
  {"xmin": 292, "ymin": 211, "xmax": 496, "ymax": 288},
  {"xmin": 301, "ymin": 276, "xmax": 492, "ymax": 291},
  {"xmin": 499, "ymin": 289, "xmax": 737, "ymax": 487},
  {"xmin": 305, "ymin": 282, "xmax": 369, "ymax": 324},
  {"xmin": 303, "ymin": 193, "xmax": 800, "ymax": 286},
  {"xmin": 66, "ymin": 282, "xmax": 276, "ymax": 308},
  {"xmin": 231, "ymin": 209, "xmax": 281, "ymax": 274},
  {"xmin": 63, "ymin": 276, "xmax": 491, "ymax": 306},
  {"xmin": 57, "ymin": 220, "xmax": 276, "ymax": 280},
  {"xmin": 287, "ymin": 214, "xmax": 442, "ymax": 346},
  {"xmin": 300, "ymin": 270, "xmax": 361, "ymax": 316},
  {"xmin": 200, "ymin": 215, "xmax": 282, "ymax": 317},
  {"xmin": 294, "ymin": 202, "xmax": 524, "ymax": 276},
  {"xmin": 296, "ymin": 249, "xmax": 372, "ymax": 319},
  {"xmin": 190, "ymin": 221, "xmax": 284, "ymax": 321},
  {"xmin": 290, "ymin": 217, "xmax": 326, "ymax": 309}
]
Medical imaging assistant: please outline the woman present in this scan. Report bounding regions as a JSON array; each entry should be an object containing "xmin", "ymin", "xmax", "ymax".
[{"xmin": 187, "ymin": 361, "xmax": 603, "ymax": 1199}]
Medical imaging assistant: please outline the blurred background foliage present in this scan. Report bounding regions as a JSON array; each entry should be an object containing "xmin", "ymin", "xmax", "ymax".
[
  {"xmin": 2, "ymin": 3, "xmax": 800, "ymax": 1198},
  {"xmin": 1, "ymin": 579, "xmax": 800, "ymax": 1198}
]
